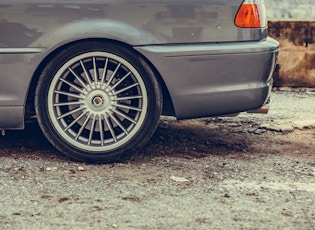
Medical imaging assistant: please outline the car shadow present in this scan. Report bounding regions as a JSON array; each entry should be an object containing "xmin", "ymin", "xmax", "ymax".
[
  {"xmin": 0, "ymin": 119, "xmax": 252, "ymax": 163},
  {"xmin": 0, "ymin": 123, "xmax": 68, "ymax": 161},
  {"xmin": 130, "ymin": 119, "xmax": 252, "ymax": 162}
]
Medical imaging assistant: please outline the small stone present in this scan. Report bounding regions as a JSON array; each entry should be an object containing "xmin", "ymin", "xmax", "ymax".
[
  {"xmin": 78, "ymin": 166, "xmax": 85, "ymax": 171},
  {"xmin": 223, "ymin": 194, "xmax": 231, "ymax": 198},
  {"xmin": 5, "ymin": 164, "xmax": 12, "ymax": 169},
  {"xmin": 170, "ymin": 176, "xmax": 189, "ymax": 183},
  {"xmin": 279, "ymin": 124, "xmax": 294, "ymax": 133}
]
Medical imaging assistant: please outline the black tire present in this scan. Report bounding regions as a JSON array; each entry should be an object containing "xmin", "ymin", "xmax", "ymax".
[{"xmin": 35, "ymin": 41, "xmax": 162, "ymax": 163}]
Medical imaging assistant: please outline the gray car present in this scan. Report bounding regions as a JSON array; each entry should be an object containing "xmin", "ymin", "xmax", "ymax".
[{"xmin": 0, "ymin": 0, "xmax": 279, "ymax": 163}]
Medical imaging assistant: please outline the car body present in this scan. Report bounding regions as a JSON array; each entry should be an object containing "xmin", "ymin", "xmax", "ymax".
[{"xmin": 0, "ymin": 0, "xmax": 279, "ymax": 162}]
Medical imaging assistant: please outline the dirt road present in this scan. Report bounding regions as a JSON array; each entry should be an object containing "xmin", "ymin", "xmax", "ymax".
[{"xmin": 0, "ymin": 89, "xmax": 315, "ymax": 229}]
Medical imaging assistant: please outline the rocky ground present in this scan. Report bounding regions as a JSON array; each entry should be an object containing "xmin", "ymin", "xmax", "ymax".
[{"xmin": 0, "ymin": 89, "xmax": 315, "ymax": 229}]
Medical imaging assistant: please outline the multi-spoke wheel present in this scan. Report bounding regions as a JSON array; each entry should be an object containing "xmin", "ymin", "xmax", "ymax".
[{"xmin": 35, "ymin": 42, "xmax": 162, "ymax": 163}]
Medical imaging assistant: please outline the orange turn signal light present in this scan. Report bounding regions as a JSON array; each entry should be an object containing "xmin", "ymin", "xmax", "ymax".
[{"xmin": 235, "ymin": 1, "xmax": 267, "ymax": 28}]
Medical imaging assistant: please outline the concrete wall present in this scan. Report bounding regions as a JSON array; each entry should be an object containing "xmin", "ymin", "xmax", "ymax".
[
  {"xmin": 265, "ymin": 0, "xmax": 315, "ymax": 19},
  {"xmin": 264, "ymin": 1, "xmax": 315, "ymax": 87},
  {"xmin": 268, "ymin": 21, "xmax": 315, "ymax": 87}
]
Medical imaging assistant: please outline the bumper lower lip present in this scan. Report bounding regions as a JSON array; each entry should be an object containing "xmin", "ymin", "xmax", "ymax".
[
  {"xmin": 247, "ymin": 97, "xmax": 270, "ymax": 114},
  {"xmin": 247, "ymin": 104, "xmax": 269, "ymax": 114}
]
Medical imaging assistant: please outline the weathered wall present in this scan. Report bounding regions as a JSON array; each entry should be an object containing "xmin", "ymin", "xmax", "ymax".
[
  {"xmin": 268, "ymin": 21, "xmax": 315, "ymax": 87},
  {"xmin": 265, "ymin": 0, "xmax": 315, "ymax": 19}
]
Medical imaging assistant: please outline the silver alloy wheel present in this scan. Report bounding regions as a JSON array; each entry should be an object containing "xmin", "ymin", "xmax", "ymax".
[{"xmin": 47, "ymin": 52, "xmax": 148, "ymax": 152}]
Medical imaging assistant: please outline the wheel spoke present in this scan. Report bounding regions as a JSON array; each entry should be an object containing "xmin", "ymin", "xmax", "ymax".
[
  {"xmin": 64, "ymin": 111, "xmax": 88, "ymax": 132},
  {"xmin": 113, "ymin": 109, "xmax": 137, "ymax": 124},
  {"xmin": 99, "ymin": 115, "xmax": 104, "ymax": 146},
  {"xmin": 100, "ymin": 58, "xmax": 109, "ymax": 84},
  {"xmin": 93, "ymin": 57, "xmax": 98, "ymax": 84},
  {"xmin": 115, "ymin": 104, "xmax": 142, "ymax": 112},
  {"xmin": 54, "ymin": 101, "xmax": 83, "ymax": 107},
  {"xmin": 111, "ymin": 71, "xmax": 131, "ymax": 90},
  {"xmin": 59, "ymin": 78, "xmax": 84, "ymax": 94},
  {"xmin": 75, "ymin": 114, "xmax": 91, "ymax": 140},
  {"xmin": 113, "ymin": 83, "xmax": 139, "ymax": 96},
  {"xmin": 88, "ymin": 116, "xmax": 96, "ymax": 145},
  {"xmin": 55, "ymin": 90, "xmax": 83, "ymax": 99},
  {"xmin": 105, "ymin": 63, "xmax": 121, "ymax": 87},
  {"xmin": 114, "ymin": 95, "xmax": 143, "ymax": 101},
  {"xmin": 80, "ymin": 60, "xmax": 93, "ymax": 85},
  {"xmin": 104, "ymin": 115, "xmax": 117, "ymax": 142},
  {"xmin": 57, "ymin": 106, "xmax": 85, "ymax": 120},
  {"xmin": 108, "ymin": 112, "xmax": 128, "ymax": 135},
  {"xmin": 68, "ymin": 67, "xmax": 88, "ymax": 89}
]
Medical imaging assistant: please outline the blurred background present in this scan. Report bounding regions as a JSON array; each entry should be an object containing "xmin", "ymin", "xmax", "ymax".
[
  {"xmin": 265, "ymin": 0, "xmax": 315, "ymax": 19},
  {"xmin": 264, "ymin": 0, "xmax": 315, "ymax": 88}
]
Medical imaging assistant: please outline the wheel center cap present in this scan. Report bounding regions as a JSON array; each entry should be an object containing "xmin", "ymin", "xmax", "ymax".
[{"xmin": 92, "ymin": 95, "xmax": 105, "ymax": 108}]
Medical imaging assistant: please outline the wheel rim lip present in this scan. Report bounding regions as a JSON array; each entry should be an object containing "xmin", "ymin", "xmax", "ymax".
[{"xmin": 47, "ymin": 51, "xmax": 148, "ymax": 152}]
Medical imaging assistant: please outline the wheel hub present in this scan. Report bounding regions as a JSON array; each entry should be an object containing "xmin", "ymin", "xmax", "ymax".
[
  {"xmin": 92, "ymin": 95, "xmax": 104, "ymax": 108},
  {"xmin": 84, "ymin": 89, "xmax": 115, "ymax": 114}
]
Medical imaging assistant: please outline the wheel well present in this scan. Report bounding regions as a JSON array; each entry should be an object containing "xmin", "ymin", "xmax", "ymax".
[{"xmin": 25, "ymin": 38, "xmax": 175, "ymax": 121}]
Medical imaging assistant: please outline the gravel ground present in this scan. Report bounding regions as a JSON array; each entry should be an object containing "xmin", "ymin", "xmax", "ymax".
[{"xmin": 0, "ymin": 89, "xmax": 315, "ymax": 229}]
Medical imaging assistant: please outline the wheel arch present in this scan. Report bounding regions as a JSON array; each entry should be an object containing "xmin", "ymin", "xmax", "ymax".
[{"xmin": 26, "ymin": 38, "xmax": 175, "ymax": 122}]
